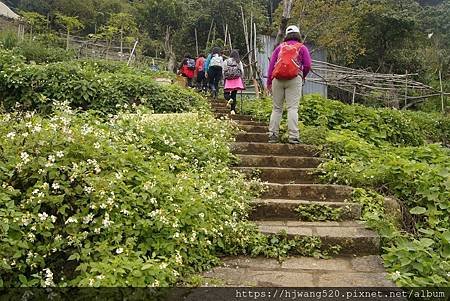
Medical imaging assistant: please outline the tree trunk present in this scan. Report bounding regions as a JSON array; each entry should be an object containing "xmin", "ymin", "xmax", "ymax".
[
  {"xmin": 275, "ymin": 0, "xmax": 293, "ymax": 46},
  {"xmin": 164, "ymin": 26, "xmax": 176, "ymax": 72}
]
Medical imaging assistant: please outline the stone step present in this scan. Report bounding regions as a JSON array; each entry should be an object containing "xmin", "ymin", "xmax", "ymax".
[
  {"xmin": 262, "ymin": 183, "xmax": 353, "ymax": 202},
  {"xmin": 202, "ymin": 256, "xmax": 395, "ymax": 287},
  {"xmin": 215, "ymin": 113, "xmax": 255, "ymax": 121},
  {"xmin": 214, "ymin": 108, "xmax": 230, "ymax": 114},
  {"xmin": 236, "ymin": 154, "xmax": 324, "ymax": 168},
  {"xmin": 250, "ymin": 199, "xmax": 362, "ymax": 221},
  {"xmin": 238, "ymin": 124, "xmax": 268, "ymax": 133},
  {"xmin": 231, "ymin": 142, "xmax": 319, "ymax": 157},
  {"xmin": 236, "ymin": 132, "xmax": 271, "ymax": 143},
  {"xmin": 232, "ymin": 120, "xmax": 268, "ymax": 127},
  {"xmin": 234, "ymin": 167, "xmax": 317, "ymax": 184},
  {"xmin": 257, "ymin": 221, "xmax": 380, "ymax": 255}
]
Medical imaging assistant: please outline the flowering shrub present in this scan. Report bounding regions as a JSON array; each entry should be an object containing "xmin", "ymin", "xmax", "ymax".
[
  {"xmin": 242, "ymin": 97, "xmax": 450, "ymax": 286},
  {"xmin": 0, "ymin": 50, "xmax": 207, "ymax": 114},
  {"xmin": 0, "ymin": 104, "xmax": 261, "ymax": 287}
]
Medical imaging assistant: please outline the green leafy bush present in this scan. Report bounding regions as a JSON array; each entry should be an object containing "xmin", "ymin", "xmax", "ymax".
[
  {"xmin": 242, "ymin": 94, "xmax": 450, "ymax": 146},
  {"xmin": 242, "ymin": 96, "xmax": 450, "ymax": 286},
  {"xmin": 0, "ymin": 105, "xmax": 262, "ymax": 287},
  {"xmin": 0, "ymin": 50, "xmax": 206, "ymax": 114}
]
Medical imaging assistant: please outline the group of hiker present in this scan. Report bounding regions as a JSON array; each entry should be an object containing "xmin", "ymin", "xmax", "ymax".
[
  {"xmin": 178, "ymin": 25, "xmax": 311, "ymax": 144},
  {"xmin": 178, "ymin": 47, "xmax": 244, "ymax": 115}
]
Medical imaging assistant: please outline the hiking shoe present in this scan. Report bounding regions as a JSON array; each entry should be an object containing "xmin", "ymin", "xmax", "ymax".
[
  {"xmin": 268, "ymin": 134, "xmax": 278, "ymax": 143},
  {"xmin": 288, "ymin": 138, "xmax": 300, "ymax": 144},
  {"xmin": 230, "ymin": 110, "xmax": 236, "ymax": 115}
]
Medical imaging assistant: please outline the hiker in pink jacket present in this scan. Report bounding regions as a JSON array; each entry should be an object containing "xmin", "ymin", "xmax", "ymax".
[{"xmin": 267, "ymin": 25, "xmax": 312, "ymax": 144}]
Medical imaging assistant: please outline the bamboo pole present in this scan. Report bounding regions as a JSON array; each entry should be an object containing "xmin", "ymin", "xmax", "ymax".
[
  {"xmin": 224, "ymin": 24, "xmax": 228, "ymax": 48},
  {"xmin": 206, "ymin": 19, "xmax": 214, "ymax": 49},
  {"xmin": 195, "ymin": 28, "xmax": 199, "ymax": 57},
  {"xmin": 228, "ymin": 32, "xmax": 233, "ymax": 49},
  {"xmin": 127, "ymin": 40, "xmax": 138, "ymax": 66},
  {"xmin": 439, "ymin": 70, "xmax": 445, "ymax": 114}
]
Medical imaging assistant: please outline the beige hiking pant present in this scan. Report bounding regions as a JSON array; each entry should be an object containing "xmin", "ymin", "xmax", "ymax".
[{"xmin": 269, "ymin": 76, "xmax": 302, "ymax": 139}]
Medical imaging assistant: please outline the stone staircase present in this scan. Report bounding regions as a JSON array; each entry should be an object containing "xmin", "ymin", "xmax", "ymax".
[{"xmin": 204, "ymin": 100, "xmax": 395, "ymax": 287}]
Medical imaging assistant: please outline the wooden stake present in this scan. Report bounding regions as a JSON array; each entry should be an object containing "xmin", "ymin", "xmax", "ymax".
[
  {"xmin": 127, "ymin": 40, "xmax": 138, "ymax": 66},
  {"xmin": 195, "ymin": 28, "xmax": 199, "ymax": 57},
  {"xmin": 404, "ymin": 70, "xmax": 408, "ymax": 109},
  {"xmin": 352, "ymin": 86, "xmax": 356, "ymax": 104},
  {"xmin": 439, "ymin": 70, "xmax": 445, "ymax": 114},
  {"xmin": 224, "ymin": 24, "xmax": 228, "ymax": 47},
  {"xmin": 228, "ymin": 32, "xmax": 233, "ymax": 49}
]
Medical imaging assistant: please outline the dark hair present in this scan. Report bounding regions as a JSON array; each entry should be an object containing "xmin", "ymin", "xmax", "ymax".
[
  {"xmin": 198, "ymin": 53, "xmax": 205, "ymax": 58},
  {"xmin": 284, "ymin": 32, "xmax": 302, "ymax": 42},
  {"xmin": 184, "ymin": 53, "xmax": 192, "ymax": 59},
  {"xmin": 229, "ymin": 49, "xmax": 240, "ymax": 63},
  {"xmin": 212, "ymin": 47, "xmax": 222, "ymax": 55}
]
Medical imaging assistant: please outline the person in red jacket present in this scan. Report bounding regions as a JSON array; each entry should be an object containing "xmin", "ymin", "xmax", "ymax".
[
  {"xmin": 194, "ymin": 54, "xmax": 207, "ymax": 92},
  {"xmin": 178, "ymin": 53, "xmax": 195, "ymax": 87}
]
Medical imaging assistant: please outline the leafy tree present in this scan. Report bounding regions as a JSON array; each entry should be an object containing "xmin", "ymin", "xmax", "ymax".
[
  {"xmin": 55, "ymin": 13, "xmax": 85, "ymax": 50},
  {"xmin": 21, "ymin": 11, "xmax": 48, "ymax": 37},
  {"xmin": 107, "ymin": 13, "xmax": 138, "ymax": 54}
]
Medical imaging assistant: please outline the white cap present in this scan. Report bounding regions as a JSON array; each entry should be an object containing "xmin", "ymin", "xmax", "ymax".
[{"xmin": 286, "ymin": 25, "xmax": 300, "ymax": 35}]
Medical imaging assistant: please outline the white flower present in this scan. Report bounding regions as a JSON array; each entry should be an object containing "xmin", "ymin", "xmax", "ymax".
[
  {"xmin": 48, "ymin": 155, "xmax": 55, "ymax": 163},
  {"xmin": 65, "ymin": 217, "xmax": 78, "ymax": 224},
  {"xmin": 115, "ymin": 248, "xmax": 123, "ymax": 254},
  {"xmin": 52, "ymin": 182, "xmax": 60, "ymax": 190},
  {"xmin": 20, "ymin": 152, "xmax": 30, "ymax": 163},
  {"xmin": 94, "ymin": 142, "xmax": 101, "ymax": 149},
  {"xmin": 32, "ymin": 124, "xmax": 42, "ymax": 133},
  {"xmin": 120, "ymin": 209, "xmax": 130, "ymax": 216},
  {"xmin": 50, "ymin": 215, "xmax": 57, "ymax": 223},
  {"xmin": 56, "ymin": 151, "xmax": 64, "ymax": 158},
  {"xmin": 6, "ymin": 132, "xmax": 16, "ymax": 139},
  {"xmin": 82, "ymin": 213, "xmax": 94, "ymax": 224},
  {"xmin": 38, "ymin": 212, "xmax": 48, "ymax": 221},
  {"xmin": 94, "ymin": 228, "xmax": 101, "ymax": 234},
  {"xmin": 43, "ymin": 268, "xmax": 54, "ymax": 287},
  {"xmin": 96, "ymin": 275, "xmax": 105, "ymax": 280},
  {"xmin": 88, "ymin": 278, "xmax": 95, "ymax": 287},
  {"xmin": 27, "ymin": 233, "xmax": 35, "ymax": 242},
  {"xmin": 84, "ymin": 186, "xmax": 95, "ymax": 194}
]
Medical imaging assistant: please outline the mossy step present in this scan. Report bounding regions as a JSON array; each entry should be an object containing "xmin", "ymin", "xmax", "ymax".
[
  {"xmin": 234, "ymin": 167, "xmax": 317, "ymax": 184},
  {"xmin": 262, "ymin": 183, "xmax": 353, "ymax": 202},
  {"xmin": 250, "ymin": 199, "xmax": 362, "ymax": 221},
  {"xmin": 256, "ymin": 221, "xmax": 380, "ymax": 255},
  {"xmin": 236, "ymin": 132, "xmax": 271, "ymax": 143},
  {"xmin": 231, "ymin": 142, "xmax": 319, "ymax": 156},
  {"xmin": 238, "ymin": 124, "xmax": 268, "ymax": 133},
  {"xmin": 202, "ymin": 256, "xmax": 395, "ymax": 287},
  {"xmin": 214, "ymin": 113, "xmax": 255, "ymax": 121},
  {"xmin": 236, "ymin": 154, "xmax": 324, "ymax": 168}
]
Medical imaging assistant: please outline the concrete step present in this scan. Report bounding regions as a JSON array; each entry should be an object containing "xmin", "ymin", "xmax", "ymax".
[
  {"xmin": 257, "ymin": 221, "xmax": 380, "ymax": 255},
  {"xmin": 236, "ymin": 154, "xmax": 324, "ymax": 168},
  {"xmin": 234, "ymin": 167, "xmax": 317, "ymax": 184},
  {"xmin": 250, "ymin": 199, "xmax": 362, "ymax": 221},
  {"xmin": 262, "ymin": 183, "xmax": 353, "ymax": 202},
  {"xmin": 202, "ymin": 256, "xmax": 395, "ymax": 287},
  {"xmin": 231, "ymin": 142, "xmax": 319, "ymax": 157},
  {"xmin": 236, "ymin": 132, "xmax": 269, "ymax": 143},
  {"xmin": 215, "ymin": 113, "xmax": 255, "ymax": 121},
  {"xmin": 238, "ymin": 124, "xmax": 268, "ymax": 133}
]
